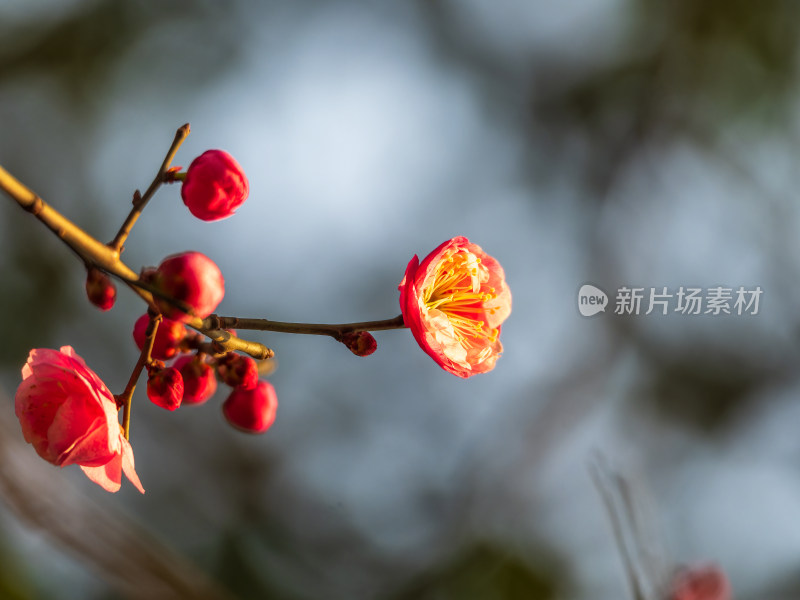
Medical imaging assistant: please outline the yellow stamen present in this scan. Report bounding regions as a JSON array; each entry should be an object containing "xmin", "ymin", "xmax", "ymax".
[{"xmin": 422, "ymin": 250, "xmax": 496, "ymax": 349}]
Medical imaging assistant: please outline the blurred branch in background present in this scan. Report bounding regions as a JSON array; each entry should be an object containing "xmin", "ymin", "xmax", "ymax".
[
  {"xmin": 0, "ymin": 0, "xmax": 244, "ymax": 108},
  {"xmin": 590, "ymin": 455, "xmax": 670, "ymax": 600},
  {"xmin": 533, "ymin": 0, "xmax": 800, "ymax": 198}
]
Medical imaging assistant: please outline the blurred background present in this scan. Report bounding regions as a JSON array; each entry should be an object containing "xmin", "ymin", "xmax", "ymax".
[{"xmin": 1, "ymin": 0, "xmax": 799, "ymax": 598}]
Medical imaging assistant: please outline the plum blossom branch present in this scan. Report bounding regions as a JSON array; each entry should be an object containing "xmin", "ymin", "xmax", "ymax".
[
  {"xmin": 0, "ymin": 147, "xmax": 272, "ymax": 361},
  {"xmin": 118, "ymin": 314, "xmax": 161, "ymax": 440},
  {"xmin": 109, "ymin": 123, "xmax": 190, "ymax": 253},
  {"xmin": 0, "ymin": 164, "xmax": 139, "ymax": 282},
  {"xmin": 6, "ymin": 119, "xmax": 514, "ymax": 495},
  {"xmin": 202, "ymin": 314, "xmax": 406, "ymax": 341}
]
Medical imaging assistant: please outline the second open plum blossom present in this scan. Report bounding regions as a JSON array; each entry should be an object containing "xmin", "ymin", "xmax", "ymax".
[
  {"xmin": 399, "ymin": 236, "xmax": 511, "ymax": 378},
  {"xmin": 15, "ymin": 347, "xmax": 144, "ymax": 493}
]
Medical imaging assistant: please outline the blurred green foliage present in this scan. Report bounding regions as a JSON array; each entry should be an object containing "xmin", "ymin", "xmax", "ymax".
[
  {"xmin": 0, "ymin": 217, "xmax": 77, "ymax": 370},
  {"xmin": 533, "ymin": 0, "xmax": 800, "ymax": 193},
  {"xmin": 389, "ymin": 542, "xmax": 562, "ymax": 600},
  {"xmin": 0, "ymin": 0, "xmax": 243, "ymax": 108},
  {"xmin": 0, "ymin": 541, "xmax": 32, "ymax": 600}
]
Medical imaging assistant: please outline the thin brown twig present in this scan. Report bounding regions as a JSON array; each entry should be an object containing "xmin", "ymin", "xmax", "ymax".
[
  {"xmin": 116, "ymin": 271, "xmax": 194, "ymax": 315},
  {"xmin": 194, "ymin": 326, "xmax": 274, "ymax": 360},
  {"xmin": 109, "ymin": 123, "xmax": 191, "ymax": 253},
  {"xmin": 118, "ymin": 314, "xmax": 160, "ymax": 440},
  {"xmin": 202, "ymin": 314, "xmax": 406, "ymax": 341}
]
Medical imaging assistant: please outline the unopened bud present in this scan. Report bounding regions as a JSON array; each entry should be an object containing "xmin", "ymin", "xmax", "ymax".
[
  {"xmin": 222, "ymin": 380, "xmax": 278, "ymax": 434},
  {"xmin": 152, "ymin": 251, "xmax": 225, "ymax": 322},
  {"xmin": 147, "ymin": 366, "xmax": 183, "ymax": 411},
  {"xmin": 133, "ymin": 314, "xmax": 187, "ymax": 360},
  {"xmin": 181, "ymin": 150, "xmax": 249, "ymax": 221},
  {"xmin": 85, "ymin": 268, "xmax": 116, "ymax": 311},
  {"xmin": 341, "ymin": 331, "xmax": 377, "ymax": 357},
  {"xmin": 216, "ymin": 352, "xmax": 258, "ymax": 389},
  {"xmin": 173, "ymin": 354, "xmax": 217, "ymax": 405}
]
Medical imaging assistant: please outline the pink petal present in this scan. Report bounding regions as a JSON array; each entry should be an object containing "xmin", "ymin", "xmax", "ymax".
[
  {"xmin": 119, "ymin": 435, "xmax": 145, "ymax": 494},
  {"xmin": 80, "ymin": 454, "xmax": 122, "ymax": 493},
  {"xmin": 57, "ymin": 346, "xmax": 116, "ymax": 399},
  {"xmin": 15, "ymin": 377, "xmax": 61, "ymax": 447},
  {"xmin": 55, "ymin": 415, "xmax": 114, "ymax": 467},
  {"xmin": 48, "ymin": 392, "xmax": 108, "ymax": 462}
]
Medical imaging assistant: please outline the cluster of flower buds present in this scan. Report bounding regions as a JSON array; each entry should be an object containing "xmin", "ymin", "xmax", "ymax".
[
  {"xmin": 132, "ymin": 247, "xmax": 277, "ymax": 433},
  {"xmin": 142, "ymin": 332, "xmax": 277, "ymax": 433}
]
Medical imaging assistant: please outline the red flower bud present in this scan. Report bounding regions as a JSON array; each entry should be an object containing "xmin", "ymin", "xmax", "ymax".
[
  {"xmin": 222, "ymin": 380, "xmax": 278, "ymax": 434},
  {"xmin": 152, "ymin": 251, "xmax": 225, "ymax": 322},
  {"xmin": 341, "ymin": 331, "xmax": 377, "ymax": 356},
  {"xmin": 173, "ymin": 355, "xmax": 217, "ymax": 405},
  {"xmin": 85, "ymin": 268, "xmax": 116, "ymax": 311},
  {"xmin": 216, "ymin": 352, "xmax": 258, "ymax": 389},
  {"xmin": 180, "ymin": 150, "xmax": 249, "ymax": 221},
  {"xmin": 132, "ymin": 314, "xmax": 187, "ymax": 361},
  {"xmin": 147, "ymin": 367, "xmax": 184, "ymax": 411}
]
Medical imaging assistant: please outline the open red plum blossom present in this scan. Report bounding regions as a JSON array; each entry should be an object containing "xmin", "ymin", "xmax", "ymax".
[
  {"xmin": 181, "ymin": 149, "xmax": 249, "ymax": 221},
  {"xmin": 399, "ymin": 237, "xmax": 511, "ymax": 378},
  {"xmin": 15, "ymin": 347, "xmax": 144, "ymax": 493}
]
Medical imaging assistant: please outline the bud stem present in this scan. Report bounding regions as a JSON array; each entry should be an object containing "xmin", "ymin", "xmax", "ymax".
[
  {"xmin": 109, "ymin": 123, "xmax": 191, "ymax": 253},
  {"xmin": 119, "ymin": 315, "xmax": 161, "ymax": 440}
]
